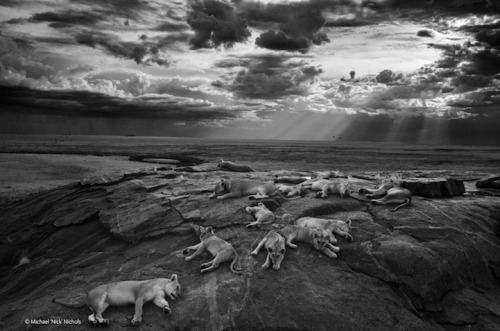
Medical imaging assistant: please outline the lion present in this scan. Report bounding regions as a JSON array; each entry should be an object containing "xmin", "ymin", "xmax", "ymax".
[
  {"xmin": 276, "ymin": 184, "xmax": 308, "ymax": 197},
  {"xmin": 183, "ymin": 226, "xmax": 242, "ymax": 274},
  {"xmin": 295, "ymin": 217, "xmax": 353, "ymax": 243},
  {"xmin": 301, "ymin": 179, "xmax": 352, "ymax": 198},
  {"xmin": 218, "ymin": 159, "xmax": 254, "ymax": 172},
  {"xmin": 278, "ymin": 225, "xmax": 340, "ymax": 258},
  {"xmin": 53, "ymin": 274, "xmax": 180, "ymax": 326},
  {"xmin": 315, "ymin": 181, "xmax": 352, "ymax": 198},
  {"xmin": 245, "ymin": 202, "xmax": 275, "ymax": 228},
  {"xmin": 250, "ymin": 230, "xmax": 286, "ymax": 270},
  {"xmin": 208, "ymin": 179, "xmax": 298, "ymax": 200},
  {"xmin": 359, "ymin": 181, "xmax": 412, "ymax": 212}
]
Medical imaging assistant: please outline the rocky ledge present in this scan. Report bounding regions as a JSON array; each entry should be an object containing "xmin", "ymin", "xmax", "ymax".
[{"xmin": 0, "ymin": 165, "xmax": 499, "ymax": 331}]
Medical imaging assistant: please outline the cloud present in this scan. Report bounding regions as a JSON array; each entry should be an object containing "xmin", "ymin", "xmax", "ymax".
[
  {"xmin": 30, "ymin": 10, "xmax": 105, "ymax": 26},
  {"xmin": 213, "ymin": 54, "xmax": 323, "ymax": 98},
  {"xmin": 75, "ymin": 31, "xmax": 170, "ymax": 66},
  {"xmin": 186, "ymin": 0, "xmax": 250, "ymax": 49},
  {"xmin": 0, "ymin": 85, "xmax": 238, "ymax": 122},
  {"xmin": 255, "ymin": 8, "xmax": 329, "ymax": 53}
]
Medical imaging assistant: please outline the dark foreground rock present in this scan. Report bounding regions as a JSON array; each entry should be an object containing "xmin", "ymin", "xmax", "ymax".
[{"xmin": 0, "ymin": 167, "xmax": 499, "ymax": 331}]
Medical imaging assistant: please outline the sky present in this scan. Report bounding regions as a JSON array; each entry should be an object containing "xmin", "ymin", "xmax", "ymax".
[{"xmin": 0, "ymin": 0, "xmax": 500, "ymax": 145}]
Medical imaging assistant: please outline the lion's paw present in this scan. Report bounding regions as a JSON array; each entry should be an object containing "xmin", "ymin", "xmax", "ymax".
[
  {"xmin": 131, "ymin": 317, "xmax": 142, "ymax": 325},
  {"xmin": 163, "ymin": 306, "xmax": 171, "ymax": 314}
]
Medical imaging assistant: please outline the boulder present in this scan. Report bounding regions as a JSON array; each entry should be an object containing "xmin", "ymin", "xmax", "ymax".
[
  {"xmin": 0, "ymin": 167, "xmax": 499, "ymax": 331},
  {"xmin": 476, "ymin": 175, "xmax": 500, "ymax": 189},
  {"xmin": 402, "ymin": 177, "xmax": 465, "ymax": 197}
]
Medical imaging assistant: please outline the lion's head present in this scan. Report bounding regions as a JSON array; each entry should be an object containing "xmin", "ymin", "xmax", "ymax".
[
  {"xmin": 311, "ymin": 229, "xmax": 330, "ymax": 250},
  {"xmin": 165, "ymin": 274, "xmax": 181, "ymax": 300}
]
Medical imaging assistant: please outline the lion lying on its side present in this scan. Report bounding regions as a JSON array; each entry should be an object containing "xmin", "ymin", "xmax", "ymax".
[
  {"xmin": 183, "ymin": 226, "xmax": 242, "ymax": 274},
  {"xmin": 359, "ymin": 181, "xmax": 412, "ymax": 212},
  {"xmin": 295, "ymin": 217, "xmax": 353, "ymax": 243},
  {"xmin": 209, "ymin": 179, "xmax": 298, "ymax": 200},
  {"xmin": 245, "ymin": 202, "xmax": 275, "ymax": 228},
  {"xmin": 278, "ymin": 225, "xmax": 340, "ymax": 258},
  {"xmin": 301, "ymin": 179, "xmax": 352, "ymax": 198},
  {"xmin": 53, "ymin": 275, "xmax": 180, "ymax": 326}
]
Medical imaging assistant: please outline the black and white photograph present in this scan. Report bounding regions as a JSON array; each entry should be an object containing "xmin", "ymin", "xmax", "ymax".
[{"xmin": 1, "ymin": 0, "xmax": 500, "ymax": 330}]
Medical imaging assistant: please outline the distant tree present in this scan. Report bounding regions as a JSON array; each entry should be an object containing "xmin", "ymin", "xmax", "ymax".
[
  {"xmin": 350, "ymin": 70, "xmax": 356, "ymax": 80},
  {"xmin": 376, "ymin": 69, "xmax": 393, "ymax": 84}
]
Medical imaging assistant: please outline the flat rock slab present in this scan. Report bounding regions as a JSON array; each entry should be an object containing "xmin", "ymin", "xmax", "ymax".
[
  {"xmin": 1, "ymin": 168, "xmax": 500, "ymax": 331},
  {"xmin": 142, "ymin": 158, "xmax": 181, "ymax": 164},
  {"xmin": 403, "ymin": 177, "xmax": 465, "ymax": 198}
]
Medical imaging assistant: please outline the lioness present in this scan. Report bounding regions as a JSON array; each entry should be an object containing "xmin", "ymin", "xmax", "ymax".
[
  {"xmin": 209, "ymin": 179, "xmax": 297, "ymax": 200},
  {"xmin": 301, "ymin": 179, "xmax": 351, "ymax": 198},
  {"xmin": 245, "ymin": 202, "xmax": 275, "ymax": 228},
  {"xmin": 250, "ymin": 230, "xmax": 286, "ymax": 270},
  {"xmin": 218, "ymin": 159, "xmax": 254, "ymax": 172},
  {"xmin": 295, "ymin": 217, "xmax": 353, "ymax": 243},
  {"xmin": 278, "ymin": 225, "xmax": 340, "ymax": 258},
  {"xmin": 53, "ymin": 274, "xmax": 180, "ymax": 326},
  {"xmin": 359, "ymin": 182, "xmax": 412, "ymax": 212},
  {"xmin": 315, "ymin": 181, "xmax": 352, "ymax": 198},
  {"xmin": 276, "ymin": 184, "xmax": 308, "ymax": 197},
  {"xmin": 183, "ymin": 226, "xmax": 242, "ymax": 274}
]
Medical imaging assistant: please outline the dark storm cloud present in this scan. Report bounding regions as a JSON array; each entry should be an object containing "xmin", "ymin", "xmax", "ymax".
[
  {"xmin": 67, "ymin": 0, "xmax": 153, "ymax": 19},
  {"xmin": 30, "ymin": 10, "xmax": 105, "ymax": 26},
  {"xmin": 255, "ymin": 8, "xmax": 329, "ymax": 53},
  {"xmin": 213, "ymin": 54, "xmax": 323, "ymax": 98},
  {"xmin": 0, "ymin": 85, "xmax": 237, "ymax": 121},
  {"xmin": 75, "ymin": 31, "xmax": 170, "ymax": 66},
  {"xmin": 186, "ymin": 0, "xmax": 251, "ymax": 49}
]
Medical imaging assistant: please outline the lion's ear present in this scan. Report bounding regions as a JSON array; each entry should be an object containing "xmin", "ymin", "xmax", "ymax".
[
  {"xmin": 346, "ymin": 218, "xmax": 352, "ymax": 227},
  {"xmin": 220, "ymin": 159, "xmax": 224, "ymax": 162},
  {"xmin": 171, "ymin": 274, "xmax": 178, "ymax": 282},
  {"xmin": 206, "ymin": 226, "xmax": 213, "ymax": 233}
]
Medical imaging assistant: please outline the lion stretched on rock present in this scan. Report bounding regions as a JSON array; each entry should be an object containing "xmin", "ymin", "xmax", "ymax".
[
  {"xmin": 359, "ymin": 181, "xmax": 412, "ymax": 212},
  {"xmin": 183, "ymin": 226, "xmax": 242, "ymax": 274},
  {"xmin": 295, "ymin": 217, "xmax": 353, "ymax": 243},
  {"xmin": 278, "ymin": 225, "xmax": 340, "ymax": 258},
  {"xmin": 209, "ymin": 179, "xmax": 298, "ymax": 200},
  {"xmin": 245, "ymin": 202, "xmax": 275, "ymax": 228},
  {"xmin": 53, "ymin": 275, "xmax": 180, "ymax": 326}
]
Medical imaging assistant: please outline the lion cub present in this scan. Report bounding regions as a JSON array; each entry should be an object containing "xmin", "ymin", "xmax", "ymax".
[
  {"xmin": 53, "ymin": 275, "xmax": 180, "ymax": 326},
  {"xmin": 183, "ymin": 226, "xmax": 242, "ymax": 274},
  {"xmin": 278, "ymin": 225, "xmax": 340, "ymax": 258},
  {"xmin": 245, "ymin": 202, "xmax": 275, "ymax": 228},
  {"xmin": 250, "ymin": 230, "xmax": 286, "ymax": 270},
  {"xmin": 295, "ymin": 217, "xmax": 353, "ymax": 243}
]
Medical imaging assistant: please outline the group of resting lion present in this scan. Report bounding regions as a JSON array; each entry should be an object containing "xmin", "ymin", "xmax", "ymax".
[{"xmin": 52, "ymin": 166, "xmax": 411, "ymax": 326}]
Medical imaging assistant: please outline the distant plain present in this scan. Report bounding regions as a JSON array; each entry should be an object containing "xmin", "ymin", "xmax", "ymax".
[{"xmin": 1, "ymin": 134, "xmax": 499, "ymax": 200}]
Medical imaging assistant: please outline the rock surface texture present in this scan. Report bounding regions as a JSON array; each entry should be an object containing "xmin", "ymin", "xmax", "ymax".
[{"xmin": 0, "ymin": 166, "xmax": 499, "ymax": 331}]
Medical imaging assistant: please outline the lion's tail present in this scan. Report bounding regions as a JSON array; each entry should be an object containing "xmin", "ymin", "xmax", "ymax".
[
  {"xmin": 391, "ymin": 198, "xmax": 411, "ymax": 212},
  {"xmin": 230, "ymin": 253, "xmax": 243, "ymax": 275},
  {"xmin": 52, "ymin": 298, "xmax": 87, "ymax": 309}
]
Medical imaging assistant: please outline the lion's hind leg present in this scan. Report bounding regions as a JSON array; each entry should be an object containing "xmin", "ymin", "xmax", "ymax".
[
  {"xmin": 200, "ymin": 257, "xmax": 220, "ymax": 273},
  {"xmin": 284, "ymin": 234, "xmax": 297, "ymax": 249},
  {"xmin": 93, "ymin": 302, "xmax": 110, "ymax": 324}
]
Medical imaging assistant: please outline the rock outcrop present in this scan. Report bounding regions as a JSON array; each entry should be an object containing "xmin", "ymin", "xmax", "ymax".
[
  {"xmin": 402, "ymin": 177, "xmax": 465, "ymax": 198},
  {"xmin": 0, "ymin": 167, "xmax": 499, "ymax": 331},
  {"xmin": 476, "ymin": 175, "xmax": 500, "ymax": 190}
]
